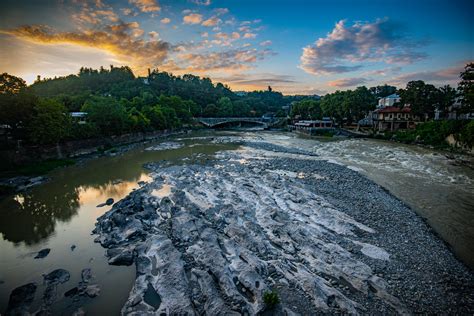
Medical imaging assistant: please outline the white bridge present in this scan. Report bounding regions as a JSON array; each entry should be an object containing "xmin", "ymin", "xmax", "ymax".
[{"xmin": 196, "ymin": 117, "xmax": 281, "ymax": 128}]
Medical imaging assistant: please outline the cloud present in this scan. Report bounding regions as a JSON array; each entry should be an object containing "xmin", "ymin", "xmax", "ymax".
[
  {"xmin": 260, "ymin": 40, "xmax": 272, "ymax": 46},
  {"xmin": 389, "ymin": 64, "xmax": 466, "ymax": 86},
  {"xmin": 328, "ymin": 77, "xmax": 368, "ymax": 87},
  {"xmin": 121, "ymin": 8, "xmax": 134, "ymax": 16},
  {"xmin": 72, "ymin": 6, "xmax": 120, "ymax": 25},
  {"xmin": 176, "ymin": 48, "xmax": 275, "ymax": 73},
  {"xmin": 160, "ymin": 17, "xmax": 171, "ymax": 24},
  {"xmin": 202, "ymin": 16, "xmax": 221, "ymax": 27},
  {"xmin": 362, "ymin": 66, "xmax": 402, "ymax": 77},
  {"xmin": 214, "ymin": 8, "xmax": 229, "ymax": 15},
  {"xmin": 128, "ymin": 0, "xmax": 160, "ymax": 13},
  {"xmin": 212, "ymin": 73, "xmax": 326, "ymax": 95},
  {"xmin": 190, "ymin": 0, "xmax": 211, "ymax": 5},
  {"xmin": 218, "ymin": 73, "xmax": 297, "ymax": 86},
  {"xmin": 183, "ymin": 13, "xmax": 203, "ymax": 24},
  {"xmin": 243, "ymin": 33, "xmax": 256, "ymax": 39},
  {"xmin": 148, "ymin": 31, "xmax": 159, "ymax": 39},
  {"xmin": 0, "ymin": 23, "xmax": 170, "ymax": 74},
  {"xmin": 300, "ymin": 18, "xmax": 427, "ymax": 75}
]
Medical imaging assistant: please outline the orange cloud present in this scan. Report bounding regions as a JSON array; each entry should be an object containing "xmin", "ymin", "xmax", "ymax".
[
  {"xmin": 243, "ymin": 33, "xmax": 256, "ymax": 39},
  {"xmin": 183, "ymin": 13, "xmax": 203, "ymax": 24},
  {"xmin": 0, "ymin": 23, "xmax": 170, "ymax": 75},
  {"xmin": 128, "ymin": 0, "xmax": 161, "ymax": 12},
  {"xmin": 202, "ymin": 16, "xmax": 221, "ymax": 27}
]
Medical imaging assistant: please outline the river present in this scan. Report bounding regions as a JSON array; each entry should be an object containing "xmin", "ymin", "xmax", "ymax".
[{"xmin": 0, "ymin": 130, "xmax": 472, "ymax": 314}]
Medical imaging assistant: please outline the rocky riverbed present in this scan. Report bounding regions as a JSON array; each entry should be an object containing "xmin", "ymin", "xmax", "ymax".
[{"xmin": 93, "ymin": 138, "xmax": 474, "ymax": 315}]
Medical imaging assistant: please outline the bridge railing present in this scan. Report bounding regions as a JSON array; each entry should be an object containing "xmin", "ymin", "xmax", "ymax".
[{"xmin": 196, "ymin": 117, "xmax": 282, "ymax": 127}]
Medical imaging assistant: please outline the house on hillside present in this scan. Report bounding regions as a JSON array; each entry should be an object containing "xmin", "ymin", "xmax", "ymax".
[
  {"xmin": 377, "ymin": 93, "xmax": 401, "ymax": 108},
  {"xmin": 70, "ymin": 112, "xmax": 88, "ymax": 124},
  {"xmin": 373, "ymin": 106, "xmax": 420, "ymax": 132}
]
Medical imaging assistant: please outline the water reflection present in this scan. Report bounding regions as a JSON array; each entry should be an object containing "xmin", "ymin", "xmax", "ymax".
[
  {"xmin": 0, "ymin": 136, "xmax": 238, "ymax": 247},
  {"xmin": 0, "ymin": 187, "xmax": 81, "ymax": 245}
]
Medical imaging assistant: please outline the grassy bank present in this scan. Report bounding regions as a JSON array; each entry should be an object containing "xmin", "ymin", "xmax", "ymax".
[{"xmin": 375, "ymin": 120, "xmax": 474, "ymax": 151}]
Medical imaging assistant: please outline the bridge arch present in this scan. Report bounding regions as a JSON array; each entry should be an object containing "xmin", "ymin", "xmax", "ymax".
[{"xmin": 197, "ymin": 117, "xmax": 276, "ymax": 128}]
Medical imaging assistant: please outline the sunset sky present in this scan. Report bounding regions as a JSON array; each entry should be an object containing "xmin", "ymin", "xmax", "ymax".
[{"xmin": 0, "ymin": 0, "xmax": 472, "ymax": 95}]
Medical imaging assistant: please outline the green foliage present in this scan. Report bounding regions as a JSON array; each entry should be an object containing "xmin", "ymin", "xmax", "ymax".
[
  {"xmin": 0, "ymin": 73, "xmax": 27, "ymax": 94},
  {"xmin": 390, "ymin": 120, "xmax": 473, "ymax": 149},
  {"xmin": 81, "ymin": 96, "xmax": 129, "ymax": 135},
  {"xmin": 399, "ymin": 80, "xmax": 439, "ymax": 119},
  {"xmin": 27, "ymin": 99, "xmax": 70, "ymax": 144},
  {"xmin": 437, "ymin": 85, "xmax": 457, "ymax": 117},
  {"xmin": 69, "ymin": 122, "xmax": 99, "ymax": 140},
  {"xmin": 263, "ymin": 290, "xmax": 280, "ymax": 308},
  {"xmin": 369, "ymin": 84, "xmax": 397, "ymax": 98},
  {"xmin": 458, "ymin": 62, "xmax": 474, "ymax": 114},
  {"xmin": 459, "ymin": 120, "xmax": 474, "ymax": 149},
  {"xmin": 291, "ymin": 99, "xmax": 322, "ymax": 119}
]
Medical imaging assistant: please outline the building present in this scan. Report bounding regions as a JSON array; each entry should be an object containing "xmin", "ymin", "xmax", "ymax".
[
  {"xmin": 70, "ymin": 112, "xmax": 87, "ymax": 124},
  {"xmin": 373, "ymin": 106, "xmax": 419, "ymax": 132},
  {"xmin": 290, "ymin": 118, "xmax": 334, "ymax": 134},
  {"xmin": 377, "ymin": 93, "xmax": 401, "ymax": 108}
]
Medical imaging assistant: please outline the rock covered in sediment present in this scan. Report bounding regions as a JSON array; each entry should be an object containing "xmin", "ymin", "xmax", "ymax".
[
  {"xmin": 145, "ymin": 141, "xmax": 183, "ymax": 151},
  {"xmin": 93, "ymin": 140, "xmax": 474, "ymax": 315}
]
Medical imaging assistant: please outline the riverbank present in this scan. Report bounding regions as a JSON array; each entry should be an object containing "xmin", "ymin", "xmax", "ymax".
[
  {"xmin": 0, "ymin": 129, "xmax": 190, "ymax": 196},
  {"xmin": 92, "ymin": 137, "xmax": 473, "ymax": 314}
]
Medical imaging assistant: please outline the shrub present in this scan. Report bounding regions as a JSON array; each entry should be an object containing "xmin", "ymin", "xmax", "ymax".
[{"xmin": 263, "ymin": 290, "xmax": 280, "ymax": 309}]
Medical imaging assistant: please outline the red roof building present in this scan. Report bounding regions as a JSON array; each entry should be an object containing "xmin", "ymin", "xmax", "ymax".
[{"xmin": 373, "ymin": 106, "xmax": 420, "ymax": 132}]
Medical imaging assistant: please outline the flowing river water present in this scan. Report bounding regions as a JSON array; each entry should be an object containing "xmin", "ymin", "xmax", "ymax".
[{"xmin": 0, "ymin": 130, "xmax": 473, "ymax": 314}]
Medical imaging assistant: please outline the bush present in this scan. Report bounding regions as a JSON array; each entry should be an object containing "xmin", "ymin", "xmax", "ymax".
[
  {"xmin": 459, "ymin": 120, "xmax": 474, "ymax": 149},
  {"xmin": 386, "ymin": 120, "xmax": 473, "ymax": 150},
  {"xmin": 263, "ymin": 290, "xmax": 280, "ymax": 309}
]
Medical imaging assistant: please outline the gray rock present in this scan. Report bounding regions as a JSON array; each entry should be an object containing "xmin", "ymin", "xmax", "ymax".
[
  {"xmin": 43, "ymin": 269, "xmax": 70, "ymax": 285},
  {"xmin": 107, "ymin": 248, "xmax": 134, "ymax": 266},
  {"xmin": 34, "ymin": 248, "xmax": 50, "ymax": 259}
]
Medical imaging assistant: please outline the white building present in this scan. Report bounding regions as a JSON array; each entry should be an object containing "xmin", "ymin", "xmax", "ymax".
[{"xmin": 377, "ymin": 93, "xmax": 401, "ymax": 108}]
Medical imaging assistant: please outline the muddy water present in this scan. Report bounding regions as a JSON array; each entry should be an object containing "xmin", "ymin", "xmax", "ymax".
[
  {"xmin": 0, "ymin": 130, "xmax": 473, "ymax": 314},
  {"xmin": 266, "ymin": 132, "xmax": 474, "ymax": 269},
  {"xmin": 0, "ymin": 134, "xmax": 238, "ymax": 315}
]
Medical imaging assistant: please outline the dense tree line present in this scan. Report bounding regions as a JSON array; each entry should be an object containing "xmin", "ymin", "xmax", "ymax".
[
  {"xmin": 290, "ymin": 63, "xmax": 473, "ymax": 127},
  {"xmin": 1, "ymin": 63, "xmax": 472, "ymax": 146},
  {"xmin": 0, "ymin": 66, "xmax": 311, "ymax": 146}
]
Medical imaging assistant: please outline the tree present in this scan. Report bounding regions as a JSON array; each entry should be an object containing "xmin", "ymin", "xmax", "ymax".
[
  {"xmin": 0, "ymin": 87, "xmax": 37, "ymax": 140},
  {"xmin": 203, "ymin": 104, "xmax": 218, "ymax": 117},
  {"xmin": 128, "ymin": 107, "xmax": 150, "ymax": 132},
  {"xmin": 346, "ymin": 86, "xmax": 376, "ymax": 122},
  {"xmin": 216, "ymin": 97, "xmax": 233, "ymax": 117},
  {"xmin": 143, "ymin": 105, "xmax": 167, "ymax": 130},
  {"xmin": 0, "ymin": 73, "xmax": 27, "ymax": 95},
  {"xmin": 437, "ymin": 85, "xmax": 457, "ymax": 118},
  {"xmin": 399, "ymin": 81, "xmax": 439, "ymax": 119},
  {"xmin": 81, "ymin": 97, "xmax": 129, "ymax": 135},
  {"xmin": 458, "ymin": 62, "xmax": 474, "ymax": 114},
  {"xmin": 27, "ymin": 99, "xmax": 70, "ymax": 144},
  {"xmin": 369, "ymin": 85, "xmax": 397, "ymax": 98},
  {"xmin": 290, "ymin": 99, "xmax": 322, "ymax": 120},
  {"xmin": 320, "ymin": 90, "xmax": 351, "ymax": 126}
]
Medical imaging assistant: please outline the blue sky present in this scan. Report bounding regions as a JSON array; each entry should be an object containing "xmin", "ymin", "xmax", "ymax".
[{"xmin": 0, "ymin": 0, "xmax": 472, "ymax": 94}]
